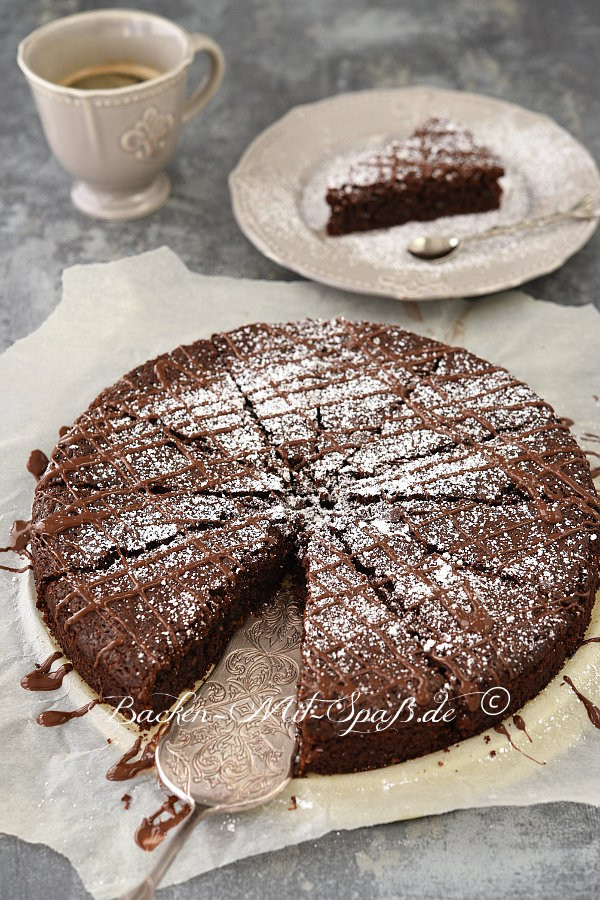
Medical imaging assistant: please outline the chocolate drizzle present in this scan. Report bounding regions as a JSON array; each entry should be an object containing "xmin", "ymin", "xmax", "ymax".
[
  {"xmin": 37, "ymin": 699, "xmax": 98, "ymax": 727},
  {"xmin": 493, "ymin": 723, "xmax": 544, "ymax": 765},
  {"xmin": 581, "ymin": 635, "xmax": 600, "ymax": 646},
  {"xmin": 21, "ymin": 651, "xmax": 73, "ymax": 691},
  {"xmin": 582, "ymin": 432, "xmax": 600, "ymax": 479},
  {"xmin": 584, "ymin": 450, "xmax": 600, "ymax": 480},
  {"xmin": 94, "ymin": 637, "xmax": 124, "ymax": 669},
  {"xmin": 106, "ymin": 726, "xmax": 167, "ymax": 781},
  {"xmin": 512, "ymin": 714, "xmax": 532, "ymax": 743},
  {"xmin": 325, "ymin": 118, "xmax": 504, "ymax": 236},
  {"xmin": 134, "ymin": 794, "xmax": 191, "ymax": 851},
  {"xmin": 25, "ymin": 318, "xmax": 600, "ymax": 773},
  {"xmin": 563, "ymin": 676, "xmax": 600, "ymax": 729},
  {"xmin": 0, "ymin": 560, "xmax": 31, "ymax": 573}
]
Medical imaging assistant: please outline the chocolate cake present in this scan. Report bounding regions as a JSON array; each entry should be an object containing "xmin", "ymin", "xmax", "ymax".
[
  {"xmin": 326, "ymin": 118, "xmax": 504, "ymax": 236},
  {"xmin": 30, "ymin": 319, "xmax": 600, "ymax": 774}
]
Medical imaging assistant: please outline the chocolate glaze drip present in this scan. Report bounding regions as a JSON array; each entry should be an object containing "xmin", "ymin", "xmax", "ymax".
[
  {"xmin": 1, "ymin": 452, "xmax": 48, "ymax": 569},
  {"xmin": 106, "ymin": 725, "xmax": 167, "ymax": 781},
  {"xmin": 134, "ymin": 794, "xmax": 191, "ymax": 852},
  {"xmin": 21, "ymin": 651, "xmax": 73, "ymax": 691},
  {"xmin": 563, "ymin": 676, "xmax": 600, "ymax": 729},
  {"xmin": 512, "ymin": 714, "xmax": 532, "ymax": 743},
  {"xmin": 0, "ymin": 519, "xmax": 34, "ymax": 571},
  {"xmin": 0, "ymin": 520, "xmax": 34, "ymax": 570},
  {"xmin": 121, "ymin": 793, "xmax": 132, "ymax": 810},
  {"xmin": 493, "ymin": 723, "xmax": 544, "ymax": 765},
  {"xmin": 7, "ymin": 519, "xmax": 31, "ymax": 553},
  {"xmin": 581, "ymin": 635, "xmax": 600, "ymax": 646},
  {"xmin": 27, "ymin": 449, "xmax": 50, "ymax": 480},
  {"xmin": 37, "ymin": 699, "xmax": 98, "ymax": 727}
]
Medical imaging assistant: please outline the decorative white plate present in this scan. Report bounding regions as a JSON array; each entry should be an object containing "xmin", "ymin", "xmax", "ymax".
[{"xmin": 229, "ymin": 87, "xmax": 600, "ymax": 301}]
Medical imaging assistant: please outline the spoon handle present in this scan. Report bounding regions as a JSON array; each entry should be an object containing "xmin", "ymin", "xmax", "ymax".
[
  {"xmin": 463, "ymin": 194, "xmax": 598, "ymax": 245},
  {"xmin": 121, "ymin": 803, "xmax": 211, "ymax": 899}
]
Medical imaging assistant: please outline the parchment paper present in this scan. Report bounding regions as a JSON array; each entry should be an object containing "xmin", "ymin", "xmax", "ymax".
[{"xmin": 1, "ymin": 247, "xmax": 599, "ymax": 900}]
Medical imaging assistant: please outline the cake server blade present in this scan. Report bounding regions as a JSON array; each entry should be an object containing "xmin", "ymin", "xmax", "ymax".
[{"xmin": 122, "ymin": 580, "xmax": 303, "ymax": 899}]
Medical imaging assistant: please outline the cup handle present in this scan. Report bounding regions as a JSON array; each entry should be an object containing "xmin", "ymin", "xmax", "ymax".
[{"xmin": 182, "ymin": 34, "xmax": 225, "ymax": 126}]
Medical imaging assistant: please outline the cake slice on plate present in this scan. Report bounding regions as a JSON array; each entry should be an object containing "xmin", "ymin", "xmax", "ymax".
[{"xmin": 326, "ymin": 117, "xmax": 504, "ymax": 236}]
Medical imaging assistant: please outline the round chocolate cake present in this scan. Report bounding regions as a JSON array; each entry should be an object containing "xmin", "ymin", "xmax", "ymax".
[{"xmin": 30, "ymin": 318, "xmax": 600, "ymax": 774}]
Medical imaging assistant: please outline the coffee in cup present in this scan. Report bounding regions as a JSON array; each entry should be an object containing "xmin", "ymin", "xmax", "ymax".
[{"xmin": 17, "ymin": 9, "xmax": 225, "ymax": 220}]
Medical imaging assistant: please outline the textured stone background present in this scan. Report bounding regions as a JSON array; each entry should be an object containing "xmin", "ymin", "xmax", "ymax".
[{"xmin": 1, "ymin": 0, "xmax": 599, "ymax": 897}]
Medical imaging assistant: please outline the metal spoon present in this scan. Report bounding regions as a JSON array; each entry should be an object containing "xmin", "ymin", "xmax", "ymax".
[
  {"xmin": 121, "ymin": 584, "xmax": 303, "ymax": 899},
  {"xmin": 407, "ymin": 193, "xmax": 598, "ymax": 260}
]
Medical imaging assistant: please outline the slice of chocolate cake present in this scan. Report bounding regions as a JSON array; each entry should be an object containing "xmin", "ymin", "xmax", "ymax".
[
  {"xmin": 29, "ymin": 319, "xmax": 600, "ymax": 775},
  {"xmin": 326, "ymin": 118, "xmax": 504, "ymax": 236}
]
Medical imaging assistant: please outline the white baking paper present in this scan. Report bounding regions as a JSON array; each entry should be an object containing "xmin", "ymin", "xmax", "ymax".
[{"xmin": 1, "ymin": 247, "xmax": 599, "ymax": 899}]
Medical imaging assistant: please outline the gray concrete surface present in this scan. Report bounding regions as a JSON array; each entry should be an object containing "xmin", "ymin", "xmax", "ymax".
[{"xmin": 1, "ymin": 0, "xmax": 599, "ymax": 897}]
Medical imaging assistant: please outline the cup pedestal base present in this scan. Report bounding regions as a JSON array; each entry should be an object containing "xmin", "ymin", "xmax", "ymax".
[{"xmin": 71, "ymin": 172, "xmax": 171, "ymax": 221}]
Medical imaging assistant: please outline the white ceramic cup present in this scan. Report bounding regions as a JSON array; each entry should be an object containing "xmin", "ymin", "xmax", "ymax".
[{"xmin": 17, "ymin": 9, "xmax": 225, "ymax": 220}]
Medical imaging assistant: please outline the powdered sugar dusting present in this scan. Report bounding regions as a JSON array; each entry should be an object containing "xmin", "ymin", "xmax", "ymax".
[
  {"xmin": 301, "ymin": 119, "xmax": 537, "ymax": 263},
  {"xmin": 31, "ymin": 317, "xmax": 600, "ymax": 759},
  {"xmin": 327, "ymin": 118, "xmax": 502, "ymax": 191},
  {"xmin": 230, "ymin": 88, "xmax": 600, "ymax": 299}
]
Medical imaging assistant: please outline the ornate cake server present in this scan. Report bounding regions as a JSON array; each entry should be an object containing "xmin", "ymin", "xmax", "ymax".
[{"xmin": 122, "ymin": 582, "xmax": 303, "ymax": 899}]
